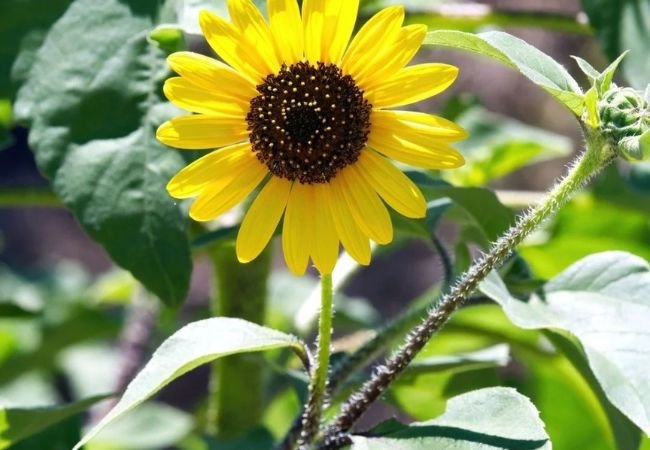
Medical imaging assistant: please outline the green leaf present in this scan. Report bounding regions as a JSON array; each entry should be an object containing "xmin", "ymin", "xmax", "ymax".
[
  {"xmin": 582, "ymin": 0, "xmax": 650, "ymax": 90},
  {"xmin": 8, "ymin": 414, "xmax": 82, "ymax": 450},
  {"xmin": 480, "ymin": 252, "xmax": 650, "ymax": 435},
  {"xmin": 597, "ymin": 51, "xmax": 629, "ymax": 93},
  {"xmin": 0, "ymin": 396, "xmax": 107, "ymax": 450},
  {"xmin": 573, "ymin": 56, "xmax": 600, "ymax": 80},
  {"xmin": 445, "ymin": 107, "xmax": 573, "ymax": 186},
  {"xmin": 14, "ymin": 0, "xmax": 192, "ymax": 306},
  {"xmin": 352, "ymin": 387, "xmax": 550, "ymax": 449},
  {"xmin": 425, "ymin": 30, "xmax": 584, "ymax": 115},
  {"xmin": 74, "ymin": 318, "xmax": 305, "ymax": 450}
]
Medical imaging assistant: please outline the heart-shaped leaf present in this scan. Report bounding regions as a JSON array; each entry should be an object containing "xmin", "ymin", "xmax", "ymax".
[{"xmin": 14, "ymin": 0, "xmax": 192, "ymax": 306}]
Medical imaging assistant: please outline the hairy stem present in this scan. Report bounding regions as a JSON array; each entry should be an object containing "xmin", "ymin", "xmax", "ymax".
[
  {"xmin": 318, "ymin": 133, "xmax": 614, "ymax": 448},
  {"xmin": 299, "ymin": 273, "xmax": 334, "ymax": 449}
]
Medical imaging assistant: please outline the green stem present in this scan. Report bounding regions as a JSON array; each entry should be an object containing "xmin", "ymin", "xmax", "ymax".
[
  {"xmin": 207, "ymin": 243, "xmax": 272, "ymax": 440},
  {"xmin": 299, "ymin": 273, "xmax": 334, "ymax": 449},
  {"xmin": 318, "ymin": 132, "xmax": 615, "ymax": 449},
  {"xmin": 0, "ymin": 188, "xmax": 61, "ymax": 208}
]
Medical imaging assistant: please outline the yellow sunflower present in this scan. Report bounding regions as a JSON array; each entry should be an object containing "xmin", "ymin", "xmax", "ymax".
[{"xmin": 157, "ymin": 0, "xmax": 467, "ymax": 276}]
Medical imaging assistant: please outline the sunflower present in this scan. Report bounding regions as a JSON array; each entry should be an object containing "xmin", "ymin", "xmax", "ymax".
[{"xmin": 157, "ymin": 0, "xmax": 467, "ymax": 275}]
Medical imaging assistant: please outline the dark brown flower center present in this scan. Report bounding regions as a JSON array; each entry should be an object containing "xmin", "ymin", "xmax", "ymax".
[{"xmin": 247, "ymin": 62, "xmax": 372, "ymax": 184}]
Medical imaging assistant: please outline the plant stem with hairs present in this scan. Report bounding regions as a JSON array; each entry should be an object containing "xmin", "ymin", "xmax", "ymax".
[
  {"xmin": 316, "ymin": 131, "xmax": 616, "ymax": 449},
  {"xmin": 299, "ymin": 274, "xmax": 334, "ymax": 449}
]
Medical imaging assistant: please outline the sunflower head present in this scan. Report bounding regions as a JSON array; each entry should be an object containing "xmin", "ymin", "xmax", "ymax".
[{"xmin": 157, "ymin": 0, "xmax": 467, "ymax": 275}]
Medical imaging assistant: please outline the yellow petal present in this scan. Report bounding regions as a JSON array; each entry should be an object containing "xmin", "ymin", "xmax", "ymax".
[
  {"xmin": 237, "ymin": 176, "xmax": 292, "ymax": 263},
  {"xmin": 337, "ymin": 165, "xmax": 393, "ymax": 245},
  {"xmin": 268, "ymin": 0, "xmax": 303, "ymax": 65},
  {"xmin": 342, "ymin": 6, "xmax": 404, "ymax": 79},
  {"xmin": 357, "ymin": 150, "xmax": 426, "ymax": 218},
  {"xmin": 164, "ymin": 77, "xmax": 248, "ymax": 117},
  {"xmin": 189, "ymin": 157, "xmax": 268, "ymax": 222},
  {"xmin": 365, "ymin": 64, "xmax": 459, "ymax": 109},
  {"xmin": 156, "ymin": 115, "xmax": 249, "ymax": 150},
  {"xmin": 282, "ymin": 182, "xmax": 312, "ymax": 275},
  {"xmin": 324, "ymin": 182, "xmax": 371, "ymax": 265},
  {"xmin": 228, "ymin": 0, "xmax": 281, "ymax": 73},
  {"xmin": 372, "ymin": 110, "xmax": 468, "ymax": 140},
  {"xmin": 302, "ymin": 0, "xmax": 359, "ymax": 64},
  {"xmin": 311, "ymin": 184, "xmax": 340, "ymax": 274},
  {"xmin": 167, "ymin": 142, "xmax": 254, "ymax": 199},
  {"xmin": 199, "ymin": 10, "xmax": 271, "ymax": 83},
  {"xmin": 368, "ymin": 135, "xmax": 465, "ymax": 169},
  {"xmin": 166, "ymin": 52, "xmax": 257, "ymax": 101},
  {"xmin": 357, "ymin": 25, "xmax": 427, "ymax": 90}
]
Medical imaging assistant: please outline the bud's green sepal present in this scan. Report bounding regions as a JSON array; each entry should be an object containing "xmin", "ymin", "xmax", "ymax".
[{"xmin": 598, "ymin": 85, "xmax": 650, "ymax": 161}]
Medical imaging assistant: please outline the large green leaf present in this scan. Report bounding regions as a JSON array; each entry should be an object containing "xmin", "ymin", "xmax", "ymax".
[
  {"xmin": 352, "ymin": 387, "xmax": 550, "ymax": 449},
  {"xmin": 582, "ymin": 0, "xmax": 650, "ymax": 90},
  {"xmin": 73, "ymin": 318, "xmax": 305, "ymax": 449},
  {"xmin": 425, "ymin": 30, "xmax": 584, "ymax": 115},
  {"xmin": 0, "ymin": 395, "xmax": 107, "ymax": 450},
  {"xmin": 14, "ymin": 0, "xmax": 192, "ymax": 306},
  {"xmin": 481, "ymin": 252, "xmax": 650, "ymax": 435}
]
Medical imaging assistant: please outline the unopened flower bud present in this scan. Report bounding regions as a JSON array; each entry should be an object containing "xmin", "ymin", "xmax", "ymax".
[{"xmin": 598, "ymin": 85, "xmax": 650, "ymax": 161}]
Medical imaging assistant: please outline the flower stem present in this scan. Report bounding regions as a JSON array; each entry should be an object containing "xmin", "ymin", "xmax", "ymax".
[
  {"xmin": 318, "ymin": 132, "xmax": 615, "ymax": 448},
  {"xmin": 299, "ymin": 273, "xmax": 334, "ymax": 449},
  {"xmin": 207, "ymin": 244, "xmax": 271, "ymax": 439}
]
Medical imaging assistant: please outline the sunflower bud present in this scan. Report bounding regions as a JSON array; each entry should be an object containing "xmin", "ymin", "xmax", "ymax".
[{"xmin": 598, "ymin": 85, "xmax": 650, "ymax": 161}]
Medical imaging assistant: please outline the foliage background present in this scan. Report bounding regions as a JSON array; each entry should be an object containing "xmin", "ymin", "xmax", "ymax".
[{"xmin": 0, "ymin": 0, "xmax": 649, "ymax": 449}]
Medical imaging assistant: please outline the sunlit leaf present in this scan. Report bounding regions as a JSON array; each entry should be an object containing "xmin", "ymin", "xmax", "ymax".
[
  {"xmin": 352, "ymin": 387, "xmax": 550, "ymax": 449},
  {"xmin": 481, "ymin": 252, "xmax": 650, "ymax": 435},
  {"xmin": 425, "ymin": 30, "xmax": 584, "ymax": 115},
  {"xmin": 74, "ymin": 318, "xmax": 305, "ymax": 450}
]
